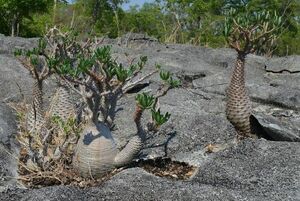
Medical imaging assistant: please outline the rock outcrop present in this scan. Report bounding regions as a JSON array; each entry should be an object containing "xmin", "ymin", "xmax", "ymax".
[{"xmin": 0, "ymin": 35, "xmax": 299, "ymax": 200}]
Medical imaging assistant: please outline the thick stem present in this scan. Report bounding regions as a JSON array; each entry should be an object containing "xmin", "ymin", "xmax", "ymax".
[
  {"xmin": 48, "ymin": 84, "xmax": 75, "ymax": 122},
  {"xmin": 106, "ymin": 93, "xmax": 118, "ymax": 125},
  {"xmin": 26, "ymin": 80, "xmax": 44, "ymax": 132},
  {"xmin": 113, "ymin": 105, "xmax": 145, "ymax": 167},
  {"xmin": 26, "ymin": 80, "xmax": 46, "ymax": 168},
  {"xmin": 229, "ymin": 53, "xmax": 246, "ymax": 86},
  {"xmin": 134, "ymin": 105, "xmax": 147, "ymax": 141},
  {"xmin": 226, "ymin": 52, "xmax": 253, "ymax": 138}
]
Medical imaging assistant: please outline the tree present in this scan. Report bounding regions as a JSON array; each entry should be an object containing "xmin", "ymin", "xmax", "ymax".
[
  {"xmin": 222, "ymin": 0, "xmax": 300, "ymax": 55},
  {"xmin": 73, "ymin": 0, "xmax": 127, "ymax": 37},
  {"xmin": 224, "ymin": 9, "xmax": 283, "ymax": 140},
  {"xmin": 0, "ymin": 0, "xmax": 52, "ymax": 36},
  {"xmin": 155, "ymin": 0, "xmax": 226, "ymax": 44},
  {"xmin": 53, "ymin": 0, "xmax": 68, "ymax": 23},
  {"xmin": 119, "ymin": 3, "xmax": 169, "ymax": 40}
]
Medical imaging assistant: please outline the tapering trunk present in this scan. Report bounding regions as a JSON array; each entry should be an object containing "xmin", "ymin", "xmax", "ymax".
[
  {"xmin": 114, "ymin": 106, "xmax": 145, "ymax": 167},
  {"xmin": 114, "ymin": 135, "xmax": 143, "ymax": 167},
  {"xmin": 11, "ymin": 14, "xmax": 18, "ymax": 37},
  {"xmin": 53, "ymin": 0, "xmax": 57, "ymax": 24},
  {"xmin": 48, "ymin": 85, "xmax": 75, "ymax": 122},
  {"xmin": 45, "ymin": 84, "xmax": 77, "ymax": 161},
  {"xmin": 226, "ymin": 53, "xmax": 252, "ymax": 138},
  {"xmin": 26, "ymin": 80, "xmax": 44, "ymax": 132}
]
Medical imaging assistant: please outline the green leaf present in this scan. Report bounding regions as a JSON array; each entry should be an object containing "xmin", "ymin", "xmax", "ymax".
[
  {"xmin": 136, "ymin": 92, "xmax": 155, "ymax": 110},
  {"xmin": 31, "ymin": 47, "xmax": 39, "ymax": 55},
  {"xmin": 57, "ymin": 60, "xmax": 72, "ymax": 75},
  {"xmin": 78, "ymin": 57, "xmax": 93, "ymax": 72},
  {"xmin": 38, "ymin": 38, "xmax": 47, "ymax": 51},
  {"xmin": 155, "ymin": 63, "xmax": 162, "ymax": 70},
  {"xmin": 14, "ymin": 49, "xmax": 23, "ymax": 56},
  {"xmin": 128, "ymin": 64, "xmax": 137, "ymax": 76},
  {"xmin": 115, "ymin": 64, "xmax": 128, "ymax": 82},
  {"xmin": 151, "ymin": 109, "xmax": 171, "ymax": 126},
  {"xmin": 140, "ymin": 56, "xmax": 148, "ymax": 63},
  {"xmin": 137, "ymin": 56, "xmax": 148, "ymax": 69},
  {"xmin": 47, "ymin": 57, "xmax": 59, "ymax": 70},
  {"xmin": 159, "ymin": 70, "xmax": 171, "ymax": 81},
  {"xmin": 104, "ymin": 63, "xmax": 116, "ymax": 79},
  {"xmin": 30, "ymin": 55, "xmax": 38, "ymax": 66},
  {"xmin": 25, "ymin": 50, "xmax": 32, "ymax": 57},
  {"xmin": 94, "ymin": 46, "xmax": 112, "ymax": 63},
  {"xmin": 168, "ymin": 77, "xmax": 181, "ymax": 88}
]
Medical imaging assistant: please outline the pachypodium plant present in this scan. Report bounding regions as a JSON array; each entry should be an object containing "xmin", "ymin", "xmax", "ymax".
[
  {"xmin": 223, "ymin": 9, "xmax": 283, "ymax": 140},
  {"xmin": 15, "ymin": 27, "xmax": 180, "ymax": 184}
]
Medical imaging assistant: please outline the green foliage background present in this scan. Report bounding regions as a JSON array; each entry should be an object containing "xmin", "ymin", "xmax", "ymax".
[{"xmin": 0, "ymin": 0, "xmax": 299, "ymax": 56}]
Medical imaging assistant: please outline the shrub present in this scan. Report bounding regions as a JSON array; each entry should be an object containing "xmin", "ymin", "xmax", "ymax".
[{"xmin": 14, "ymin": 27, "xmax": 180, "ymax": 186}]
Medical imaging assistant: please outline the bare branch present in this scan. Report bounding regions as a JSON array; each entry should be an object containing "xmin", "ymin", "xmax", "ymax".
[
  {"xmin": 122, "ymin": 70, "xmax": 158, "ymax": 93},
  {"xmin": 153, "ymin": 85, "xmax": 171, "ymax": 110}
]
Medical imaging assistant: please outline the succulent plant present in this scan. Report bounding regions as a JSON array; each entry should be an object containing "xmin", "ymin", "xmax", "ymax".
[
  {"xmin": 16, "ymin": 27, "xmax": 180, "ymax": 180},
  {"xmin": 224, "ymin": 9, "xmax": 283, "ymax": 139}
]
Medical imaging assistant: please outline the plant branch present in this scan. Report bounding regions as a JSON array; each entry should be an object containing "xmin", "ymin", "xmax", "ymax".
[{"xmin": 123, "ymin": 70, "xmax": 158, "ymax": 93}]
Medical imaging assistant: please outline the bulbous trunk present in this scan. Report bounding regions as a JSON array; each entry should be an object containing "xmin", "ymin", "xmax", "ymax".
[
  {"xmin": 73, "ymin": 121, "xmax": 117, "ymax": 178},
  {"xmin": 73, "ymin": 106, "xmax": 146, "ymax": 178},
  {"xmin": 226, "ymin": 53, "xmax": 252, "ymax": 138}
]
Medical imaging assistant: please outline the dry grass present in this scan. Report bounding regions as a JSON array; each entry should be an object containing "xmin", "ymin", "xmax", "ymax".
[
  {"xmin": 132, "ymin": 157, "xmax": 198, "ymax": 180},
  {"xmin": 8, "ymin": 100, "xmax": 124, "ymax": 188},
  {"xmin": 7, "ymin": 101, "xmax": 197, "ymax": 188}
]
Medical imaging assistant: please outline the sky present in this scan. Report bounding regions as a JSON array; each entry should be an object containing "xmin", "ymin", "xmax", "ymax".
[
  {"xmin": 122, "ymin": 0, "xmax": 153, "ymax": 10},
  {"xmin": 67, "ymin": 0, "xmax": 153, "ymax": 10}
]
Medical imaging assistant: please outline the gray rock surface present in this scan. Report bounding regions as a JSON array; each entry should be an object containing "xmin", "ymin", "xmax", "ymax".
[
  {"xmin": 0, "ymin": 103, "xmax": 19, "ymax": 193},
  {"xmin": 0, "ymin": 35, "xmax": 38, "ymax": 55},
  {"xmin": 253, "ymin": 112, "xmax": 300, "ymax": 142},
  {"xmin": 1, "ymin": 140, "xmax": 299, "ymax": 201},
  {"xmin": 0, "ymin": 102, "xmax": 17, "ymax": 147},
  {"xmin": 265, "ymin": 55, "xmax": 300, "ymax": 73},
  {"xmin": 0, "ymin": 54, "xmax": 57, "ymax": 104},
  {"xmin": 0, "ymin": 35, "xmax": 299, "ymax": 200},
  {"xmin": 0, "ymin": 54, "xmax": 34, "ymax": 103},
  {"xmin": 0, "ymin": 143, "xmax": 19, "ymax": 193}
]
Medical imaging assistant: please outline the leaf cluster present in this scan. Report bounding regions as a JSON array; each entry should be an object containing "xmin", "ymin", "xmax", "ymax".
[
  {"xmin": 224, "ymin": 8, "xmax": 283, "ymax": 54},
  {"xmin": 135, "ymin": 92, "xmax": 171, "ymax": 127},
  {"xmin": 16, "ymin": 28, "xmax": 179, "ymax": 130},
  {"xmin": 51, "ymin": 115, "xmax": 82, "ymax": 137},
  {"xmin": 135, "ymin": 68, "xmax": 180, "ymax": 127},
  {"xmin": 159, "ymin": 70, "xmax": 181, "ymax": 88}
]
